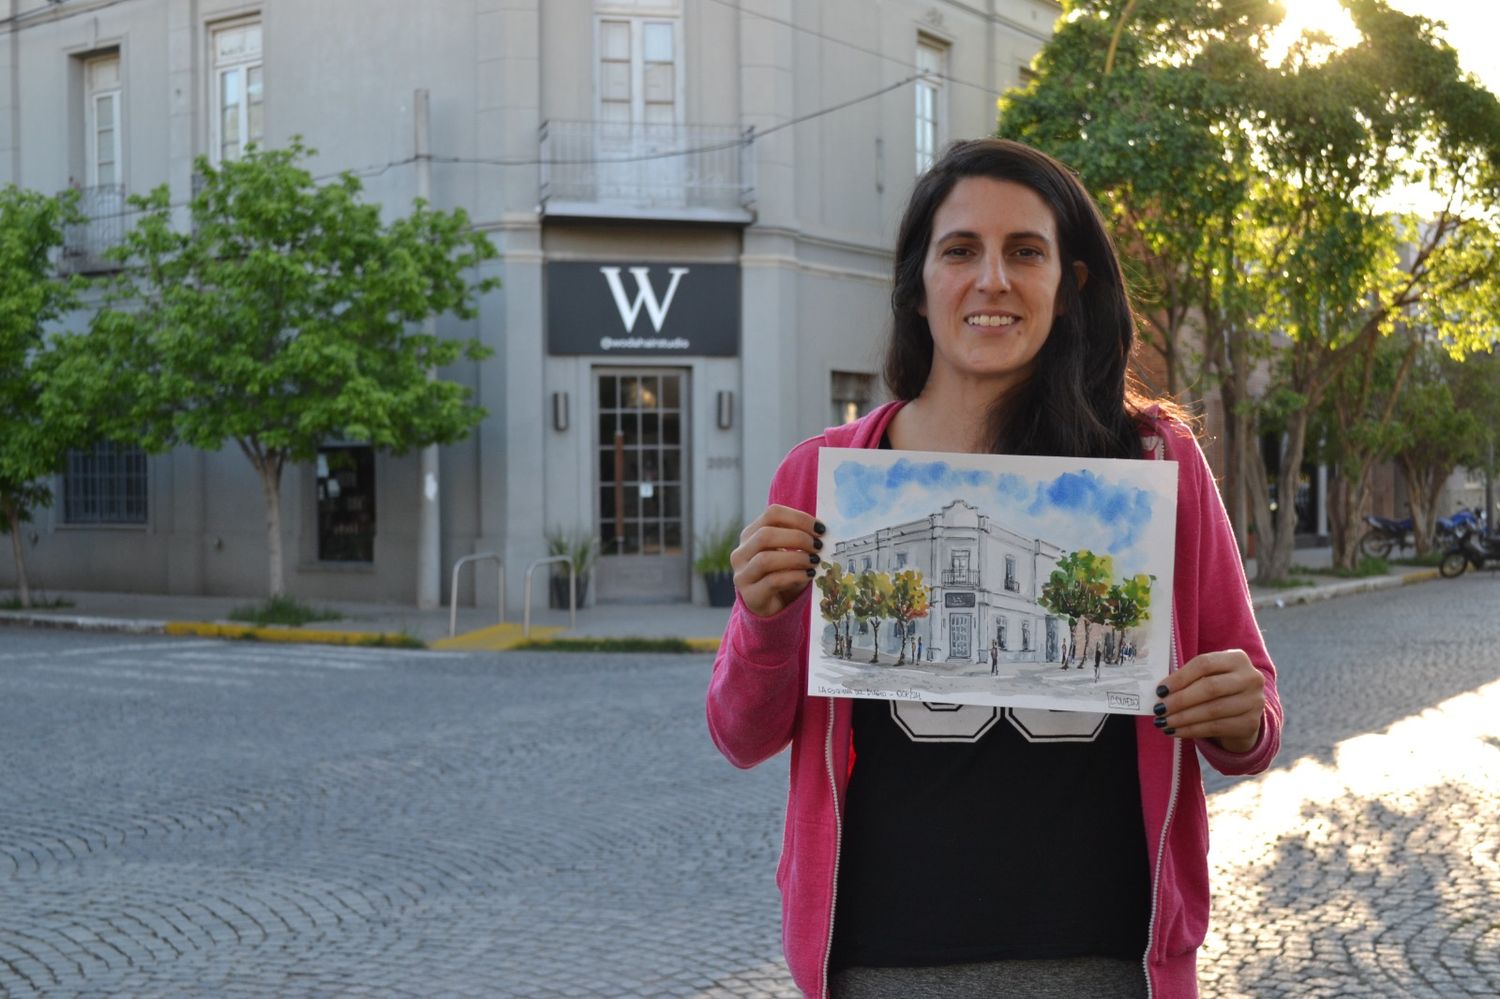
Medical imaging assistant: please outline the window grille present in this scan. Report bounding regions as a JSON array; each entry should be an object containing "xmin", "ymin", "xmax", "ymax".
[{"xmin": 63, "ymin": 442, "xmax": 148, "ymax": 524}]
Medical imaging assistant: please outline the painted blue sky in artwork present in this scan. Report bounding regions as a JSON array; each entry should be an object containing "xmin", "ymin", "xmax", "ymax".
[{"xmin": 831, "ymin": 456, "xmax": 1165, "ymax": 574}]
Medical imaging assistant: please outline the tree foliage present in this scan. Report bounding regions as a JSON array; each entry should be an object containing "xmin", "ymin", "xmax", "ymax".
[
  {"xmin": 1002, "ymin": 0, "xmax": 1500, "ymax": 581},
  {"xmin": 0, "ymin": 186, "xmax": 82, "ymax": 607},
  {"xmin": 48, "ymin": 140, "xmax": 498, "ymax": 596}
]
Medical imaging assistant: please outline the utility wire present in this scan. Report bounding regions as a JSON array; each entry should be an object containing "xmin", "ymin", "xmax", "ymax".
[{"xmin": 62, "ymin": 71, "xmax": 927, "ymax": 222}]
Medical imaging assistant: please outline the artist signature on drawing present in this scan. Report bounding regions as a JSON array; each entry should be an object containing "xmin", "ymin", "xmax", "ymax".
[{"xmin": 1106, "ymin": 692, "xmax": 1141, "ymax": 711}]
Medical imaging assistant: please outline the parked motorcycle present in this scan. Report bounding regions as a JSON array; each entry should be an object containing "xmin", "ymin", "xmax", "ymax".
[
  {"xmin": 1438, "ymin": 521, "xmax": 1500, "ymax": 577},
  {"xmin": 1359, "ymin": 515, "xmax": 1414, "ymax": 559},
  {"xmin": 1435, "ymin": 507, "xmax": 1483, "ymax": 544}
]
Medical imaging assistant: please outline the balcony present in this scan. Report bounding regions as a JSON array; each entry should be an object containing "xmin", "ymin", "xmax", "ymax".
[
  {"xmin": 59, "ymin": 184, "xmax": 127, "ymax": 274},
  {"xmin": 941, "ymin": 569, "xmax": 980, "ymax": 588},
  {"xmin": 539, "ymin": 120, "xmax": 755, "ymax": 224}
]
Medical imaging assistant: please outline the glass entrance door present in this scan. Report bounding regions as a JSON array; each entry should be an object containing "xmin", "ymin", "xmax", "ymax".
[{"xmin": 595, "ymin": 368, "xmax": 690, "ymax": 602}]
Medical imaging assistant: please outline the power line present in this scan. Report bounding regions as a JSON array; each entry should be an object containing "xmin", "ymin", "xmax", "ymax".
[
  {"xmin": 696, "ymin": 0, "xmax": 1027, "ymax": 98},
  {"xmin": 60, "ymin": 71, "xmax": 927, "ymax": 223}
]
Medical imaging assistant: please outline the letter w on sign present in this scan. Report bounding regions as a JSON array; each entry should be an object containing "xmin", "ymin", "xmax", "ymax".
[{"xmin": 600, "ymin": 266, "xmax": 690, "ymax": 333}]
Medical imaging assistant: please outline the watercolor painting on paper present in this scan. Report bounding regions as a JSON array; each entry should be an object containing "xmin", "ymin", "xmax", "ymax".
[{"xmin": 807, "ymin": 447, "xmax": 1178, "ymax": 715}]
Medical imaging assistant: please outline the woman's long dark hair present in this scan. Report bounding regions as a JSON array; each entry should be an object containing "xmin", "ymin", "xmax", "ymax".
[{"xmin": 884, "ymin": 138, "xmax": 1159, "ymax": 459}]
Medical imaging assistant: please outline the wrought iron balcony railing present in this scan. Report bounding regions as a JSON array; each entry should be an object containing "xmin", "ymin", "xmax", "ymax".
[
  {"xmin": 941, "ymin": 569, "xmax": 980, "ymax": 588},
  {"xmin": 539, "ymin": 120, "xmax": 755, "ymax": 224},
  {"xmin": 60, "ymin": 184, "xmax": 127, "ymax": 274}
]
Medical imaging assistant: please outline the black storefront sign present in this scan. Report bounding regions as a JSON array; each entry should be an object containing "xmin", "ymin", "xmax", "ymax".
[
  {"xmin": 546, "ymin": 261, "xmax": 740, "ymax": 356},
  {"xmin": 944, "ymin": 592, "xmax": 976, "ymax": 608}
]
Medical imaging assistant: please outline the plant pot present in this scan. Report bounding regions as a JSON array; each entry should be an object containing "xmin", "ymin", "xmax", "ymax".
[
  {"xmin": 549, "ymin": 573, "xmax": 588, "ymax": 609},
  {"xmin": 703, "ymin": 570, "xmax": 736, "ymax": 608}
]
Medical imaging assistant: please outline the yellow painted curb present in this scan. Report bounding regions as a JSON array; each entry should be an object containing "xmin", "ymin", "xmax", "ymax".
[
  {"xmin": 684, "ymin": 637, "xmax": 722, "ymax": 652},
  {"xmin": 163, "ymin": 621, "xmax": 423, "ymax": 648},
  {"xmin": 1400, "ymin": 569, "xmax": 1441, "ymax": 585},
  {"xmin": 431, "ymin": 622, "xmax": 563, "ymax": 651}
]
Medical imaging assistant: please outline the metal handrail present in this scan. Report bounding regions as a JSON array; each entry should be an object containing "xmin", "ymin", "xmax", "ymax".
[
  {"xmin": 449, "ymin": 552, "xmax": 503, "ymax": 638},
  {"xmin": 524, "ymin": 555, "xmax": 576, "ymax": 639}
]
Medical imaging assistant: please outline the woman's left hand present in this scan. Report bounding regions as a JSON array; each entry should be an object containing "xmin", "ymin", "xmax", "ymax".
[{"xmin": 1154, "ymin": 650, "xmax": 1266, "ymax": 753}]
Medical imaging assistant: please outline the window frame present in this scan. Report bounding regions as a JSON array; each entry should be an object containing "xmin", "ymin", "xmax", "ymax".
[
  {"xmin": 592, "ymin": 12, "xmax": 684, "ymax": 127},
  {"xmin": 84, "ymin": 53, "xmax": 123, "ymax": 188},
  {"xmin": 59, "ymin": 442, "xmax": 149, "ymax": 528},
  {"xmin": 208, "ymin": 16, "xmax": 264, "ymax": 165},
  {"xmin": 915, "ymin": 36, "xmax": 947, "ymax": 174}
]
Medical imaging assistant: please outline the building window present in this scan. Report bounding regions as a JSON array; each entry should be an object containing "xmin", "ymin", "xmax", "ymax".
[
  {"xmin": 1005, "ymin": 555, "xmax": 1018, "ymax": 592},
  {"xmin": 212, "ymin": 19, "xmax": 263, "ymax": 163},
  {"xmin": 862, "ymin": 556, "xmax": 872, "ymax": 572},
  {"xmin": 63, "ymin": 442, "xmax": 147, "ymax": 525},
  {"xmin": 831, "ymin": 371, "xmax": 875, "ymax": 426},
  {"xmin": 316, "ymin": 446, "xmax": 375, "ymax": 562},
  {"xmin": 915, "ymin": 38, "xmax": 946, "ymax": 173},
  {"xmin": 597, "ymin": 12, "xmax": 680, "ymax": 127},
  {"xmin": 996, "ymin": 615, "xmax": 1008, "ymax": 651},
  {"xmin": 895, "ymin": 551, "xmax": 908, "ymax": 569},
  {"xmin": 1022, "ymin": 620, "xmax": 1031, "ymax": 652},
  {"xmin": 85, "ymin": 54, "xmax": 122, "ymax": 187}
]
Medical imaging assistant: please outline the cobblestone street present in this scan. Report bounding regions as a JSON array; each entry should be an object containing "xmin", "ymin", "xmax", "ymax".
[{"xmin": 2, "ymin": 573, "xmax": 1498, "ymax": 997}]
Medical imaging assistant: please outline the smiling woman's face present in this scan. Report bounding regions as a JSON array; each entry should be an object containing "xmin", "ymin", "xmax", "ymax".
[{"xmin": 918, "ymin": 175, "xmax": 1067, "ymax": 402}]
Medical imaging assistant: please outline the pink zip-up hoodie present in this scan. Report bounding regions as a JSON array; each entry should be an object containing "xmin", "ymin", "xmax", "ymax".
[{"xmin": 706, "ymin": 401, "xmax": 1283, "ymax": 998}]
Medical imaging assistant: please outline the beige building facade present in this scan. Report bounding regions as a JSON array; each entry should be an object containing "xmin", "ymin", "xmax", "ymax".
[{"xmin": 0, "ymin": 0, "xmax": 1059, "ymax": 609}]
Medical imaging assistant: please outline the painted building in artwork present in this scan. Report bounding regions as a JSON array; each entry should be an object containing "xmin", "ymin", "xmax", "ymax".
[
  {"xmin": 832, "ymin": 499, "xmax": 1063, "ymax": 666},
  {"xmin": 0, "ymin": 0, "xmax": 1061, "ymax": 610}
]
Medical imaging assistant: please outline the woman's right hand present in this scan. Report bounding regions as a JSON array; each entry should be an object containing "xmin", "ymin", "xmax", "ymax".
[{"xmin": 732, "ymin": 504, "xmax": 826, "ymax": 618}]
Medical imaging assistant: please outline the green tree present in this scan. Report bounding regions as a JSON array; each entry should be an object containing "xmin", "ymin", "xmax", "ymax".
[
  {"xmin": 816, "ymin": 561, "xmax": 858, "ymax": 657},
  {"xmin": 52, "ymin": 140, "xmax": 497, "ymax": 596},
  {"xmin": 1002, "ymin": 0, "xmax": 1500, "ymax": 581},
  {"xmin": 0, "ymin": 186, "xmax": 83, "ymax": 608},
  {"xmin": 851, "ymin": 570, "xmax": 894, "ymax": 664},
  {"xmin": 1390, "ymin": 345, "xmax": 1500, "ymax": 552},
  {"xmin": 888, "ymin": 568, "xmax": 931, "ymax": 666},
  {"xmin": 1104, "ymin": 572, "xmax": 1154, "ymax": 664}
]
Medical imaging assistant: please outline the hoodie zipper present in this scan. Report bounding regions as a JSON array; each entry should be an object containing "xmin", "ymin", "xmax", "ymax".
[
  {"xmin": 820, "ymin": 697, "xmax": 842, "ymax": 998},
  {"xmin": 1141, "ymin": 430, "xmax": 1180, "ymax": 999}
]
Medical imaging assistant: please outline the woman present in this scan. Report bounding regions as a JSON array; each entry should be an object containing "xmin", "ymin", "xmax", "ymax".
[{"xmin": 706, "ymin": 139, "xmax": 1282, "ymax": 998}]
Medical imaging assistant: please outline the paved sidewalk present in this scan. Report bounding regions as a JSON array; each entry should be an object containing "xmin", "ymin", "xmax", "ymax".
[{"xmin": 0, "ymin": 547, "xmax": 1447, "ymax": 650}]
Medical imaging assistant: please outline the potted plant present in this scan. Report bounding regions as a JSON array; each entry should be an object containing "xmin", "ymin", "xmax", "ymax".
[
  {"xmin": 545, "ymin": 527, "xmax": 596, "ymax": 609},
  {"xmin": 694, "ymin": 521, "xmax": 740, "ymax": 608}
]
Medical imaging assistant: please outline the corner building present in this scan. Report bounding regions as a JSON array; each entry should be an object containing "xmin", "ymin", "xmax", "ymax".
[{"xmin": 0, "ymin": 0, "xmax": 1058, "ymax": 609}]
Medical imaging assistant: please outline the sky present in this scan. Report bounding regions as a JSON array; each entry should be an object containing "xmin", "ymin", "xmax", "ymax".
[
  {"xmin": 1266, "ymin": 0, "xmax": 1500, "ymax": 93},
  {"xmin": 819, "ymin": 451, "xmax": 1179, "ymax": 579}
]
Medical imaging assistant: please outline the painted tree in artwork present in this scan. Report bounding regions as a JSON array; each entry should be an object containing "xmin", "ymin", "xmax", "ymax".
[
  {"xmin": 851, "ymin": 570, "xmax": 895, "ymax": 664},
  {"xmin": 888, "ymin": 568, "xmax": 930, "ymax": 666},
  {"xmin": 1039, "ymin": 550, "xmax": 1114, "ymax": 668},
  {"xmin": 816, "ymin": 561, "xmax": 858, "ymax": 657},
  {"xmin": 1104, "ymin": 573, "xmax": 1155, "ymax": 664}
]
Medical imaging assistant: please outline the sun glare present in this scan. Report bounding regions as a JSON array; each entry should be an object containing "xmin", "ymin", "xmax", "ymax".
[{"xmin": 1263, "ymin": 0, "xmax": 1362, "ymax": 67}]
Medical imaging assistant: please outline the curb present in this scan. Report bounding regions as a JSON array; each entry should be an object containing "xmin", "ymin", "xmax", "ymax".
[
  {"xmin": 1251, "ymin": 568, "xmax": 1441, "ymax": 610},
  {"xmin": 0, "ymin": 611, "xmax": 421, "ymax": 648},
  {"xmin": 0, "ymin": 610, "xmax": 168, "ymax": 635},
  {"xmin": 163, "ymin": 621, "xmax": 425, "ymax": 648}
]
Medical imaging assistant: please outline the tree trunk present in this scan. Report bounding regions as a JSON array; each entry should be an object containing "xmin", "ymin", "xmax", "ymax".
[
  {"xmin": 1327, "ymin": 464, "xmax": 1372, "ymax": 570},
  {"xmin": 5, "ymin": 504, "xmax": 31, "ymax": 609},
  {"xmin": 870, "ymin": 623, "xmax": 881, "ymax": 664},
  {"xmin": 245, "ymin": 447, "xmax": 287, "ymax": 598},
  {"xmin": 1399, "ymin": 455, "xmax": 1453, "ymax": 557}
]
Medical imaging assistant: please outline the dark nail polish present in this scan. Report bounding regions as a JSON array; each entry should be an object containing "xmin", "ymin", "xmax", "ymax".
[
  {"xmin": 1164, "ymin": 727, "xmax": 1176, "ymax": 736},
  {"xmin": 1152, "ymin": 717, "xmax": 1167, "ymax": 728},
  {"xmin": 1153, "ymin": 703, "xmax": 1166, "ymax": 716},
  {"xmin": 809, "ymin": 553, "xmax": 821, "ymax": 565},
  {"xmin": 805, "ymin": 568, "xmax": 816, "ymax": 577},
  {"xmin": 814, "ymin": 520, "xmax": 827, "ymax": 535},
  {"xmin": 813, "ymin": 538, "xmax": 824, "ymax": 551},
  {"xmin": 1156, "ymin": 684, "xmax": 1170, "ymax": 698}
]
